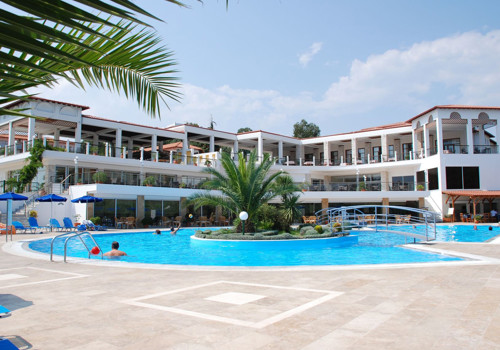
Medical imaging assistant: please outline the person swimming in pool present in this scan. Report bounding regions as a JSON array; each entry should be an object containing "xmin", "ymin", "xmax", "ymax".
[
  {"xmin": 170, "ymin": 222, "xmax": 181, "ymax": 235},
  {"xmin": 104, "ymin": 241, "xmax": 127, "ymax": 257},
  {"xmin": 154, "ymin": 229, "xmax": 161, "ymax": 235}
]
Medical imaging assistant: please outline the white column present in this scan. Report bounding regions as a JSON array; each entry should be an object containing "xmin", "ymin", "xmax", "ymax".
[
  {"xmin": 323, "ymin": 141, "xmax": 330, "ymax": 165},
  {"xmin": 278, "ymin": 140, "xmax": 283, "ymax": 163},
  {"xmin": 381, "ymin": 134, "xmax": 388, "ymax": 162},
  {"xmin": 351, "ymin": 138, "xmax": 357, "ymax": 164},
  {"xmin": 411, "ymin": 128, "xmax": 417, "ymax": 159},
  {"xmin": 233, "ymin": 140, "xmax": 239, "ymax": 160},
  {"xmin": 423, "ymin": 123, "xmax": 430, "ymax": 157},
  {"xmin": 466, "ymin": 119, "xmax": 474, "ymax": 155},
  {"xmin": 8, "ymin": 121, "xmax": 15, "ymax": 147},
  {"xmin": 116, "ymin": 129, "xmax": 122, "ymax": 158},
  {"xmin": 436, "ymin": 118, "xmax": 443, "ymax": 156},
  {"xmin": 209, "ymin": 135, "xmax": 215, "ymax": 153},
  {"xmin": 257, "ymin": 134, "xmax": 263, "ymax": 161},
  {"xmin": 182, "ymin": 135, "xmax": 188, "ymax": 163},
  {"xmin": 296, "ymin": 144, "xmax": 303, "ymax": 164},
  {"xmin": 54, "ymin": 129, "xmax": 60, "ymax": 148},
  {"xmin": 27, "ymin": 117, "xmax": 36, "ymax": 141},
  {"xmin": 151, "ymin": 134, "xmax": 157, "ymax": 161}
]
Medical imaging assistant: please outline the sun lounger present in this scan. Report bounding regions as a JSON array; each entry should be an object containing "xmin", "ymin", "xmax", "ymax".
[
  {"xmin": 49, "ymin": 219, "xmax": 66, "ymax": 231},
  {"xmin": 0, "ymin": 305, "xmax": 11, "ymax": 318},
  {"xmin": 12, "ymin": 221, "xmax": 36, "ymax": 234},
  {"xmin": 28, "ymin": 217, "xmax": 49, "ymax": 232}
]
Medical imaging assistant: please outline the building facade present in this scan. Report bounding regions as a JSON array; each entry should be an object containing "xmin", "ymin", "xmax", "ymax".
[{"xmin": 0, "ymin": 98, "xmax": 499, "ymax": 226}]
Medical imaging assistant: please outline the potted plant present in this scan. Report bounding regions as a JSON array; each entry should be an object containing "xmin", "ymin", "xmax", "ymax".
[
  {"xmin": 90, "ymin": 145, "xmax": 99, "ymax": 155},
  {"xmin": 74, "ymin": 214, "xmax": 81, "ymax": 226},
  {"xmin": 179, "ymin": 182, "xmax": 187, "ymax": 188},
  {"xmin": 474, "ymin": 215, "xmax": 483, "ymax": 223},
  {"xmin": 141, "ymin": 216, "xmax": 154, "ymax": 228},
  {"xmin": 205, "ymin": 159, "xmax": 212, "ymax": 167},
  {"xmin": 92, "ymin": 171, "xmax": 107, "ymax": 184},
  {"xmin": 359, "ymin": 182, "xmax": 367, "ymax": 191},
  {"xmin": 29, "ymin": 210, "xmax": 38, "ymax": 218},
  {"xmin": 417, "ymin": 184, "xmax": 425, "ymax": 191},
  {"xmin": 143, "ymin": 176, "xmax": 156, "ymax": 187}
]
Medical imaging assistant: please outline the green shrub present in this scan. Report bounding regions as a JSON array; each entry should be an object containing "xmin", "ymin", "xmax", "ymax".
[
  {"xmin": 90, "ymin": 216, "xmax": 101, "ymax": 225},
  {"xmin": 314, "ymin": 225, "xmax": 323, "ymax": 233}
]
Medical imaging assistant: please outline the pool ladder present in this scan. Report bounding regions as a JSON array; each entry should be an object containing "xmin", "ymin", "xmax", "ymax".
[{"xmin": 50, "ymin": 231, "xmax": 103, "ymax": 262}]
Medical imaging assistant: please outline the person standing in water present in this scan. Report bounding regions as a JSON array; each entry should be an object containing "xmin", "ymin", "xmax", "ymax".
[{"xmin": 104, "ymin": 241, "xmax": 127, "ymax": 256}]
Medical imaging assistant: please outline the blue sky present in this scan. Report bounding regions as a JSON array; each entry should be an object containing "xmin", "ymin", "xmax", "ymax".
[{"xmin": 34, "ymin": 0, "xmax": 500, "ymax": 136}]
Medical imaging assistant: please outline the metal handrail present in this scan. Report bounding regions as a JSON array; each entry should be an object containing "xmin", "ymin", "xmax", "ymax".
[
  {"xmin": 315, "ymin": 205, "xmax": 437, "ymax": 242},
  {"xmin": 50, "ymin": 230, "xmax": 103, "ymax": 262}
]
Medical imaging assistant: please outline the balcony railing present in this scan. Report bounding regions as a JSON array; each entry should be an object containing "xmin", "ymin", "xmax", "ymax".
[
  {"xmin": 301, "ymin": 181, "xmax": 428, "ymax": 192},
  {"xmin": 473, "ymin": 145, "xmax": 499, "ymax": 154},
  {"xmin": 443, "ymin": 144, "xmax": 469, "ymax": 154}
]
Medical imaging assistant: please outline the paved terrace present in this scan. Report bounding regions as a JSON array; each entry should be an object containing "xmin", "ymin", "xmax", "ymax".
[{"xmin": 1, "ymin": 228, "xmax": 500, "ymax": 350}]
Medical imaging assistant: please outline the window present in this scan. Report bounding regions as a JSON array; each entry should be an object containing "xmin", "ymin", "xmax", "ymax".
[
  {"xmin": 391, "ymin": 176, "xmax": 415, "ymax": 191},
  {"xmin": 388, "ymin": 145, "xmax": 395, "ymax": 159},
  {"xmin": 331, "ymin": 151, "xmax": 339, "ymax": 165},
  {"xmin": 402, "ymin": 143, "xmax": 412, "ymax": 159},
  {"xmin": 428, "ymin": 168, "xmax": 439, "ymax": 190},
  {"xmin": 372, "ymin": 146, "xmax": 381, "ymax": 162},
  {"xmin": 446, "ymin": 167, "xmax": 479, "ymax": 189},
  {"xmin": 345, "ymin": 149, "xmax": 352, "ymax": 164},
  {"xmin": 358, "ymin": 148, "xmax": 365, "ymax": 162},
  {"xmin": 443, "ymin": 138, "xmax": 460, "ymax": 154}
]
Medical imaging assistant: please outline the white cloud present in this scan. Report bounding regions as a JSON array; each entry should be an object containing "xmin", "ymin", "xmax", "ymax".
[
  {"xmin": 299, "ymin": 42, "xmax": 323, "ymax": 67},
  {"xmin": 28, "ymin": 30, "xmax": 500, "ymax": 135}
]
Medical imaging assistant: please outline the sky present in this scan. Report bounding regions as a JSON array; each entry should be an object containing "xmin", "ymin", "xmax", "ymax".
[{"xmin": 31, "ymin": 0, "xmax": 500, "ymax": 136}]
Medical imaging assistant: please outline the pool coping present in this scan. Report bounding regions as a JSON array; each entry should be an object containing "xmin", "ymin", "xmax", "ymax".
[{"xmin": 3, "ymin": 232, "xmax": 500, "ymax": 271}]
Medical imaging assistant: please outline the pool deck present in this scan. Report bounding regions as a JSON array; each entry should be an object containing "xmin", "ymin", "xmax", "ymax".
[{"xmin": 1, "ymin": 227, "xmax": 500, "ymax": 349}]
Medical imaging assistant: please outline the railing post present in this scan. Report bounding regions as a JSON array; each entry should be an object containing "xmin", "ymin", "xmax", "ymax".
[
  {"xmin": 375, "ymin": 206, "xmax": 378, "ymax": 232},
  {"xmin": 105, "ymin": 142, "xmax": 109, "ymax": 157},
  {"xmin": 313, "ymin": 156, "xmax": 316, "ymax": 166},
  {"xmin": 66, "ymin": 140, "xmax": 70, "ymax": 152}
]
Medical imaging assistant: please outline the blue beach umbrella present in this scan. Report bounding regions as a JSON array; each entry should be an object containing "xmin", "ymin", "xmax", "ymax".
[
  {"xmin": 36, "ymin": 194, "xmax": 68, "ymax": 227},
  {"xmin": 0, "ymin": 192, "xmax": 28, "ymax": 241},
  {"xmin": 71, "ymin": 195, "xmax": 103, "ymax": 203},
  {"xmin": 71, "ymin": 196, "xmax": 103, "ymax": 223}
]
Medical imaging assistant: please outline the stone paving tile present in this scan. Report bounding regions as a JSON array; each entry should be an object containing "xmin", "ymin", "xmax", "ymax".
[{"xmin": 2, "ymin": 234, "xmax": 500, "ymax": 348}]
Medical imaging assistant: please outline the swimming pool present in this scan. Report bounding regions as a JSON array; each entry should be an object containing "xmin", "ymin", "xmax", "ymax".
[{"xmin": 28, "ymin": 224, "xmax": 497, "ymax": 267}]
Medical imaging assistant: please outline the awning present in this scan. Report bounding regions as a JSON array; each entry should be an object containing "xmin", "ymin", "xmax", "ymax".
[{"xmin": 443, "ymin": 190, "xmax": 500, "ymax": 218}]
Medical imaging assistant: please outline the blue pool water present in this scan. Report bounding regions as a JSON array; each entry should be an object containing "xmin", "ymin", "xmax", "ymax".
[{"xmin": 28, "ymin": 224, "xmax": 498, "ymax": 266}]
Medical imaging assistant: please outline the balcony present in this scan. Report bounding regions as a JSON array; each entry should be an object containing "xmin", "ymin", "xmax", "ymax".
[{"xmin": 301, "ymin": 181, "xmax": 427, "ymax": 192}]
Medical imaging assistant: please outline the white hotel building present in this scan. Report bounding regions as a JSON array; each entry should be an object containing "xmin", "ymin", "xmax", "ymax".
[{"xmin": 0, "ymin": 97, "xmax": 499, "ymax": 226}]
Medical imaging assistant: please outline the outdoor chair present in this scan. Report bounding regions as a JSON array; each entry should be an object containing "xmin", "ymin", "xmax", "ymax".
[
  {"xmin": 28, "ymin": 217, "xmax": 48, "ymax": 231},
  {"xmin": 197, "ymin": 216, "xmax": 210, "ymax": 227},
  {"xmin": 125, "ymin": 217, "xmax": 136, "ymax": 229},
  {"xmin": 63, "ymin": 217, "xmax": 75, "ymax": 230},
  {"xmin": 12, "ymin": 221, "xmax": 36, "ymax": 234},
  {"xmin": 173, "ymin": 216, "xmax": 182, "ymax": 226},
  {"xmin": 218, "ymin": 216, "xmax": 230, "ymax": 226},
  {"xmin": 403, "ymin": 215, "xmax": 412, "ymax": 224},
  {"xmin": 49, "ymin": 219, "xmax": 67, "ymax": 231},
  {"xmin": 115, "ymin": 217, "xmax": 127, "ymax": 229}
]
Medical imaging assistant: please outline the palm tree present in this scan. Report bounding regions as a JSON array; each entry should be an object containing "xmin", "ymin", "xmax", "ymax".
[
  {"xmin": 188, "ymin": 150, "xmax": 295, "ymax": 233},
  {"xmin": 0, "ymin": 0, "xmax": 185, "ymax": 118},
  {"xmin": 273, "ymin": 175, "xmax": 302, "ymax": 228}
]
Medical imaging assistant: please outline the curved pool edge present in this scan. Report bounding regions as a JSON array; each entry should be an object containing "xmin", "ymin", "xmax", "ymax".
[
  {"xmin": 3, "ymin": 237, "xmax": 500, "ymax": 272},
  {"xmin": 190, "ymin": 234, "xmax": 358, "ymax": 247}
]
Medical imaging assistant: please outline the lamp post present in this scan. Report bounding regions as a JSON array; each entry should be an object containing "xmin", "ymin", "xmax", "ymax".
[
  {"xmin": 74, "ymin": 156, "xmax": 78, "ymax": 185},
  {"xmin": 239, "ymin": 211, "xmax": 248, "ymax": 235}
]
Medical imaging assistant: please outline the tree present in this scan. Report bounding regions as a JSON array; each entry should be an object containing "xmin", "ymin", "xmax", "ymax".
[
  {"xmin": 293, "ymin": 119, "xmax": 320, "ymax": 138},
  {"xmin": 272, "ymin": 175, "xmax": 302, "ymax": 229},
  {"xmin": 0, "ymin": 0, "xmax": 185, "ymax": 118},
  {"xmin": 237, "ymin": 127, "xmax": 252, "ymax": 133},
  {"xmin": 188, "ymin": 150, "xmax": 295, "ymax": 233}
]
